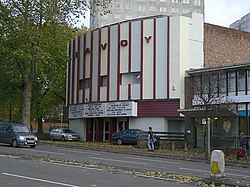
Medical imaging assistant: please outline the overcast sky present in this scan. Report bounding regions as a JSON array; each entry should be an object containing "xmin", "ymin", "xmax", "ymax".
[
  {"xmin": 205, "ymin": 0, "xmax": 250, "ymax": 27},
  {"xmin": 81, "ymin": 0, "xmax": 250, "ymax": 28}
]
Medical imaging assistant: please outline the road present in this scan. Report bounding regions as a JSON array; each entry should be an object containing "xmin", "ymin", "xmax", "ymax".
[{"xmin": 0, "ymin": 143, "xmax": 249, "ymax": 186}]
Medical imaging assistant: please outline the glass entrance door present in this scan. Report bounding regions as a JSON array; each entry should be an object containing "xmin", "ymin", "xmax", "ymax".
[
  {"xmin": 103, "ymin": 120, "xmax": 109, "ymax": 141},
  {"xmin": 92, "ymin": 119, "xmax": 96, "ymax": 141},
  {"xmin": 117, "ymin": 118, "xmax": 128, "ymax": 132}
]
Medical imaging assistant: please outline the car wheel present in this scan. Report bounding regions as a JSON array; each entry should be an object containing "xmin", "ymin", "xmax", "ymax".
[
  {"xmin": 50, "ymin": 136, "xmax": 54, "ymax": 141},
  {"xmin": 30, "ymin": 145, "xmax": 36, "ymax": 148},
  {"xmin": 61, "ymin": 136, "xmax": 65, "ymax": 141},
  {"xmin": 116, "ymin": 138, "xmax": 123, "ymax": 145},
  {"xmin": 12, "ymin": 139, "xmax": 18, "ymax": 147}
]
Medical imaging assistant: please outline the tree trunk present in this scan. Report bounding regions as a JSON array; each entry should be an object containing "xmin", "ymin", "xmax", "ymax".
[
  {"xmin": 37, "ymin": 116, "xmax": 43, "ymax": 133},
  {"xmin": 22, "ymin": 75, "xmax": 32, "ymax": 129}
]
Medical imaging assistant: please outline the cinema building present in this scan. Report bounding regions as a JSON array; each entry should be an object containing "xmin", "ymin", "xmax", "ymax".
[{"xmin": 65, "ymin": 13, "xmax": 203, "ymax": 141}]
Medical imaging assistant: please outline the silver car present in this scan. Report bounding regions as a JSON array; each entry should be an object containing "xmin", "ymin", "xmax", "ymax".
[{"xmin": 50, "ymin": 128, "xmax": 80, "ymax": 141}]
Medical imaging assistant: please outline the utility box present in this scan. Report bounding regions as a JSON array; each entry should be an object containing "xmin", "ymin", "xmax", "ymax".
[{"xmin": 210, "ymin": 150, "xmax": 225, "ymax": 178}]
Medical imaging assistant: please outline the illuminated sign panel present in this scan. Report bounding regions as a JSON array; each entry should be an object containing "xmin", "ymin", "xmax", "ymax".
[{"xmin": 69, "ymin": 101, "xmax": 137, "ymax": 119}]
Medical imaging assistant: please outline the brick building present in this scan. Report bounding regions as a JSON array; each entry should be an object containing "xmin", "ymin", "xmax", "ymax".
[
  {"xmin": 204, "ymin": 23, "xmax": 250, "ymax": 67},
  {"xmin": 181, "ymin": 24, "xmax": 250, "ymax": 148}
]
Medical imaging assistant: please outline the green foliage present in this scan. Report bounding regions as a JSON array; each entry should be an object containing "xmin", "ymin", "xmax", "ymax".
[{"xmin": 0, "ymin": 0, "xmax": 111, "ymax": 124}]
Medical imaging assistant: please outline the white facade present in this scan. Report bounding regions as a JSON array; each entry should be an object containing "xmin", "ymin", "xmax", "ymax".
[{"xmin": 66, "ymin": 13, "xmax": 203, "ymax": 141}]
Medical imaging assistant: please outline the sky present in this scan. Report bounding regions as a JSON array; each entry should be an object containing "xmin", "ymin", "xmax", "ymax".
[
  {"xmin": 82, "ymin": 0, "xmax": 250, "ymax": 28},
  {"xmin": 205, "ymin": 0, "xmax": 250, "ymax": 27}
]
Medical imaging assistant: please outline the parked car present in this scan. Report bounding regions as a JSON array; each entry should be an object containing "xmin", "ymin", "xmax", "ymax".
[
  {"xmin": 0, "ymin": 122, "xmax": 38, "ymax": 148},
  {"xmin": 111, "ymin": 129, "xmax": 143, "ymax": 145},
  {"xmin": 50, "ymin": 128, "xmax": 80, "ymax": 141}
]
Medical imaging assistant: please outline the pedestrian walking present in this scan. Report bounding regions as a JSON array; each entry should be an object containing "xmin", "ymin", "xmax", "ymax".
[
  {"xmin": 240, "ymin": 132, "xmax": 249, "ymax": 160},
  {"xmin": 148, "ymin": 127, "xmax": 155, "ymax": 151}
]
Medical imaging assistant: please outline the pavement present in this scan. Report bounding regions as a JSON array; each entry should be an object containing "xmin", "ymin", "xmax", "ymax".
[{"xmin": 39, "ymin": 140, "xmax": 250, "ymax": 186}]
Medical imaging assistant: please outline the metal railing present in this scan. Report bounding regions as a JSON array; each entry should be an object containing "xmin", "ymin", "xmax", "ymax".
[{"xmin": 139, "ymin": 131, "xmax": 186, "ymax": 141}]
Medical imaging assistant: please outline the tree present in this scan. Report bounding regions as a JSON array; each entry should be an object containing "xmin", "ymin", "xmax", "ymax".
[{"xmin": 0, "ymin": 0, "xmax": 111, "ymax": 128}]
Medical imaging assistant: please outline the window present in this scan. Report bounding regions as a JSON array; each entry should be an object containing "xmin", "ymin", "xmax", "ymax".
[
  {"xmin": 248, "ymin": 70, "xmax": 250, "ymax": 91},
  {"xmin": 183, "ymin": 0, "xmax": 189, "ymax": 4},
  {"xmin": 0, "ymin": 124, "xmax": 6, "ymax": 131},
  {"xmin": 102, "ymin": 14, "xmax": 109, "ymax": 19},
  {"xmin": 121, "ymin": 73, "xmax": 131, "ymax": 85},
  {"xmin": 194, "ymin": 0, "xmax": 201, "ymax": 6},
  {"xmin": 237, "ymin": 71, "xmax": 246, "ymax": 92},
  {"xmin": 83, "ymin": 79, "xmax": 90, "ymax": 89},
  {"xmin": 114, "ymin": 14, "xmax": 121, "ymax": 19},
  {"xmin": 172, "ymin": 8, "xmax": 178, "ymax": 13},
  {"xmin": 209, "ymin": 74, "xmax": 219, "ymax": 96},
  {"xmin": 228, "ymin": 72, "xmax": 236, "ymax": 92},
  {"xmin": 125, "ymin": 4, "xmax": 132, "ymax": 10},
  {"xmin": 202, "ymin": 75, "xmax": 209, "ymax": 94},
  {"xmin": 172, "ymin": 0, "xmax": 178, "ymax": 3},
  {"xmin": 160, "ymin": 0, "xmax": 167, "ymax": 2},
  {"xmin": 194, "ymin": 9, "xmax": 202, "ymax": 13},
  {"xmin": 183, "ymin": 8, "xmax": 190, "ymax": 14},
  {"xmin": 219, "ymin": 74, "xmax": 226, "ymax": 93},
  {"xmin": 160, "ymin": 7, "xmax": 167, "ymax": 12},
  {"xmin": 194, "ymin": 76, "xmax": 202, "ymax": 95},
  {"xmin": 149, "ymin": 6, "xmax": 156, "ymax": 11},
  {"xmin": 115, "ymin": 3, "xmax": 121, "ymax": 9},
  {"xmin": 125, "ymin": 15, "xmax": 133, "ymax": 20},
  {"xmin": 101, "ymin": 76, "xmax": 107, "ymax": 87},
  {"xmin": 121, "ymin": 72, "xmax": 141, "ymax": 85},
  {"xmin": 138, "ymin": 6, "xmax": 145, "ymax": 12},
  {"xmin": 131, "ymin": 72, "xmax": 141, "ymax": 84}
]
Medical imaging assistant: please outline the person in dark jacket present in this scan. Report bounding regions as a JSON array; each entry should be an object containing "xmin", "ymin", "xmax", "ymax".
[
  {"xmin": 240, "ymin": 133, "xmax": 249, "ymax": 160},
  {"xmin": 148, "ymin": 127, "xmax": 154, "ymax": 151}
]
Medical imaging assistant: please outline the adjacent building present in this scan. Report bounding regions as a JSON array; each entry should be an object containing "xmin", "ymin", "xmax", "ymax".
[
  {"xmin": 66, "ymin": 13, "xmax": 204, "ymax": 142},
  {"xmin": 230, "ymin": 12, "xmax": 250, "ymax": 32},
  {"xmin": 180, "ymin": 24, "xmax": 250, "ymax": 148},
  {"xmin": 90, "ymin": 0, "xmax": 204, "ymax": 28}
]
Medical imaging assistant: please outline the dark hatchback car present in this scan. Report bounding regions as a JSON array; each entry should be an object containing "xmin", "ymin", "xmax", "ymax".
[
  {"xmin": 0, "ymin": 122, "xmax": 38, "ymax": 148},
  {"xmin": 111, "ymin": 129, "xmax": 143, "ymax": 145}
]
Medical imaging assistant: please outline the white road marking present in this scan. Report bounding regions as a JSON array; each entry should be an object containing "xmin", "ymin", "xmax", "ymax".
[
  {"xmin": 179, "ymin": 167, "xmax": 210, "ymax": 173},
  {"xmin": 21, "ymin": 149, "xmax": 65, "ymax": 155},
  {"xmin": 227, "ymin": 168, "xmax": 250, "ymax": 173},
  {"xmin": 2, "ymin": 173, "xmax": 80, "ymax": 187},
  {"xmin": 60, "ymin": 149, "xmax": 101, "ymax": 155},
  {"xmin": 40, "ymin": 161, "xmax": 103, "ymax": 171},
  {"xmin": 0, "ymin": 154, "xmax": 21, "ymax": 159},
  {"xmin": 179, "ymin": 167, "xmax": 250, "ymax": 178},
  {"xmin": 125, "ymin": 156, "xmax": 180, "ymax": 164},
  {"xmin": 89, "ymin": 156, "xmax": 147, "ymax": 165}
]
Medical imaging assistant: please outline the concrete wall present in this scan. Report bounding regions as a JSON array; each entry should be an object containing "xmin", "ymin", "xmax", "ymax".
[
  {"xmin": 69, "ymin": 119, "xmax": 86, "ymax": 141},
  {"xmin": 129, "ymin": 117, "xmax": 165, "ymax": 132}
]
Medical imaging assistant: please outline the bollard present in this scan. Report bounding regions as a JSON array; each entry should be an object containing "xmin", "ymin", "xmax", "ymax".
[
  {"xmin": 184, "ymin": 142, "xmax": 188, "ymax": 151},
  {"xmin": 172, "ymin": 141, "xmax": 175, "ymax": 150},
  {"xmin": 210, "ymin": 150, "xmax": 225, "ymax": 178}
]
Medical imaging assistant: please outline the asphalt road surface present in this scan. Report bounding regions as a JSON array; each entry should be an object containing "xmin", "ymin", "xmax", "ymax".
[{"xmin": 0, "ymin": 143, "xmax": 249, "ymax": 186}]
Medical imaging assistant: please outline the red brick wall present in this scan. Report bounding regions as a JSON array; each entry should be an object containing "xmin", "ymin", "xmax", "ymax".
[{"xmin": 204, "ymin": 23, "xmax": 250, "ymax": 67}]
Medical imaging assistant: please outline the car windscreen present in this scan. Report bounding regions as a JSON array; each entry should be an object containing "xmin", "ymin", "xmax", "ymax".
[
  {"xmin": 63, "ymin": 129, "xmax": 74, "ymax": 133},
  {"xmin": 13, "ymin": 125, "xmax": 30, "ymax": 133}
]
